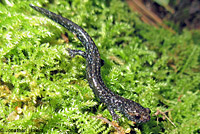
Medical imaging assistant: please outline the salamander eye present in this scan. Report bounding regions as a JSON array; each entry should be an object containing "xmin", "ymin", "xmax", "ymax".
[{"xmin": 135, "ymin": 114, "xmax": 141, "ymax": 119}]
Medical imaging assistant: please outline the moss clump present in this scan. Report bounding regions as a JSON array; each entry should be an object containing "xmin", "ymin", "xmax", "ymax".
[{"xmin": 0, "ymin": 0, "xmax": 199, "ymax": 133}]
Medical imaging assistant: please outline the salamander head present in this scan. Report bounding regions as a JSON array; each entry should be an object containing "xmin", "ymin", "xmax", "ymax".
[{"xmin": 123, "ymin": 99, "xmax": 151, "ymax": 123}]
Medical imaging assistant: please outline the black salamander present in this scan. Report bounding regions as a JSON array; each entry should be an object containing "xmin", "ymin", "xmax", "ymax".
[{"xmin": 30, "ymin": 4, "xmax": 151, "ymax": 123}]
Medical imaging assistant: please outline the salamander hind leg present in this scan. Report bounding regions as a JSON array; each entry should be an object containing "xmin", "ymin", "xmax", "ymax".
[{"xmin": 67, "ymin": 48, "xmax": 86, "ymax": 58}]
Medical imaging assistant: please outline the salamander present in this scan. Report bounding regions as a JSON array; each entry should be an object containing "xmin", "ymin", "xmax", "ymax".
[{"xmin": 30, "ymin": 4, "xmax": 151, "ymax": 123}]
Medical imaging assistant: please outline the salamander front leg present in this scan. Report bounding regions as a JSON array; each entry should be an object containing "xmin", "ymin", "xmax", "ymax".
[
  {"xmin": 107, "ymin": 105, "xmax": 120, "ymax": 122},
  {"xmin": 67, "ymin": 48, "xmax": 86, "ymax": 58},
  {"xmin": 67, "ymin": 48, "xmax": 105, "ymax": 66}
]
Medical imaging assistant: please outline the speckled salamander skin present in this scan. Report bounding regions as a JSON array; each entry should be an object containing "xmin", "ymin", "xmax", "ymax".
[{"xmin": 30, "ymin": 4, "xmax": 151, "ymax": 123}]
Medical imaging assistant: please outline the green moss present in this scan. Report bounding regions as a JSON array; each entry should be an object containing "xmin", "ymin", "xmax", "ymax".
[{"xmin": 0, "ymin": 0, "xmax": 199, "ymax": 133}]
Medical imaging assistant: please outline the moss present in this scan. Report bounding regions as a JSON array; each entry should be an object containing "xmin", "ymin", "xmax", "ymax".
[{"xmin": 0, "ymin": 0, "xmax": 199, "ymax": 133}]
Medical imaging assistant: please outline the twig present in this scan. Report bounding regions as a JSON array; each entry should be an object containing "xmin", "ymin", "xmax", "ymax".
[
  {"xmin": 153, "ymin": 109, "xmax": 176, "ymax": 127},
  {"xmin": 126, "ymin": 0, "xmax": 176, "ymax": 34},
  {"xmin": 92, "ymin": 116, "xmax": 125, "ymax": 134}
]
